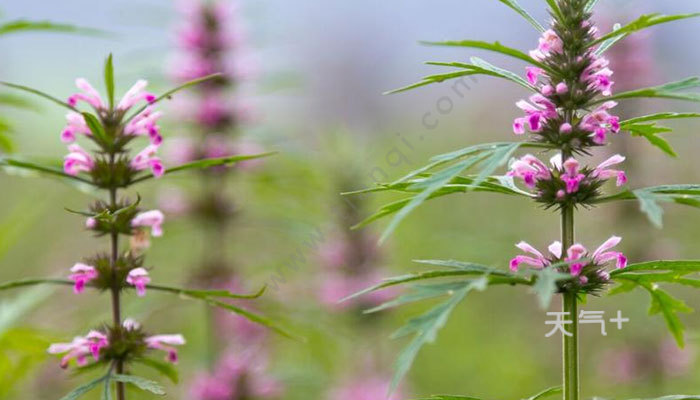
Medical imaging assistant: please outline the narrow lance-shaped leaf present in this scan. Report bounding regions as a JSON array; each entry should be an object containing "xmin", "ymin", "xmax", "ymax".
[
  {"xmin": 131, "ymin": 152, "xmax": 277, "ymax": 184},
  {"xmin": 104, "ymin": 54, "xmax": 115, "ymax": 110},
  {"xmin": 384, "ymin": 69, "xmax": 487, "ymax": 95},
  {"xmin": 0, "ymin": 157, "xmax": 94, "ymax": 185},
  {"xmin": 596, "ymin": 77, "xmax": 700, "ymax": 104},
  {"xmin": 146, "ymin": 283, "xmax": 266, "ymax": 299},
  {"xmin": 0, "ymin": 20, "xmax": 103, "ymax": 36},
  {"xmin": 584, "ymin": 0, "xmax": 600, "ymax": 13},
  {"xmin": 496, "ymin": 0, "xmax": 545, "ymax": 32},
  {"xmin": 470, "ymin": 57, "xmax": 536, "ymax": 91},
  {"xmin": 0, "ymin": 81, "xmax": 77, "ymax": 111},
  {"xmin": 110, "ymin": 374, "xmax": 165, "ymax": 395},
  {"xmin": 590, "ymin": 13, "xmax": 700, "ymax": 47},
  {"xmin": 594, "ymin": 23, "xmax": 623, "ymax": 55},
  {"xmin": 421, "ymin": 40, "xmax": 548, "ymax": 70}
]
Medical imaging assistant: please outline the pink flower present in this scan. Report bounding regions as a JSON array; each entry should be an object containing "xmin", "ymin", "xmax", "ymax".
[
  {"xmin": 117, "ymin": 80, "xmax": 156, "ymax": 111},
  {"xmin": 529, "ymin": 29, "xmax": 563, "ymax": 61},
  {"xmin": 580, "ymin": 101, "xmax": 620, "ymax": 144},
  {"xmin": 592, "ymin": 154, "xmax": 627, "ymax": 186},
  {"xmin": 591, "ymin": 236, "xmax": 627, "ymax": 269},
  {"xmin": 509, "ymin": 241, "xmax": 561, "ymax": 271},
  {"xmin": 85, "ymin": 217, "xmax": 97, "ymax": 229},
  {"xmin": 556, "ymin": 82, "xmax": 569, "ymax": 94},
  {"xmin": 513, "ymin": 94, "xmax": 558, "ymax": 134},
  {"xmin": 67, "ymin": 79, "xmax": 105, "ymax": 110},
  {"xmin": 123, "ymin": 318, "xmax": 141, "ymax": 331},
  {"xmin": 63, "ymin": 144, "xmax": 95, "ymax": 175},
  {"xmin": 145, "ymin": 334, "xmax": 185, "ymax": 363},
  {"xmin": 559, "ymin": 157, "xmax": 586, "ymax": 194},
  {"xmin": 582, "ymin": 54, "xmax": 615, "ymax": 96},
  {"xmin": 68, "ymin": 263, "xmax": 98, "ymax": 294},
  {"xmin": 131, "ymin": 210, "xmax": 165, "ymax": 237},
  {"xmin": 124, "ymin": 107, "xmax": 163, "ymax": 145},
  {"xmin": 507, "ymin": 154, "xmax": 552, "ymax": 188},
  {"xmin": 130, "ymin": 144, "xmax": 165, "ymax": 177},
  {"xmin": 126, "ymin": 268, "xmax": 151, "ymax": 296},
  {"xmin": 48, "ymin": 330, "xmax": 108, "ymax": 368},
  {"xmin": 327, "ymin": 375, "xmax": 402, "ymax": 400},
  {"xmin": 526, "ymin": 66, "xmax": 545, "ymax": 85},
  {"xmin": 60, "ymin": 112, "xmax": 91, "ymax": 143}
]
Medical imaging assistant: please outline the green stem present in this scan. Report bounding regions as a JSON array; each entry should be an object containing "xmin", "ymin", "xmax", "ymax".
[
  {"xmin": 561, "ymin": 205, "xmax": 579, "ymax": 400},
  {"xmin": 108, "ymin": 157, "xmax": 126, "ymax": 400}
]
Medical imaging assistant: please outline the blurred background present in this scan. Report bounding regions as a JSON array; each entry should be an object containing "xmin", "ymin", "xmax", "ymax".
[{"xmin": 0, "ymin": 0, "xmax": 699, "ymax": 398}]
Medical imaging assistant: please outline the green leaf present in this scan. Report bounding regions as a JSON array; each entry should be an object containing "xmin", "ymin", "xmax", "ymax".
[
  {"xmin": 611, "ymin": 260, "xmax": 700, "ymax": 275},
  {"xmin": 624, "ymin": 122, "xmax": 676, "ymax": 157},
  {"xmin": 111, "ymin": 374, "xmax": 165, "ymax": 395},
  {"xmin": 421, "ymin": 40, "xmax": 547, "ymax": 70},
  {"xmin": 525, "ymin": 386, "xmax": 563, "ymax": 400},
  {"xmin": 622, "ymin": 112, "xmax": 700, "ymax": 125},
  {"xmin": 496, "ymin": 0, "xmax": 545, "ymax": 32},
  {"xmin": 133, "ymin": 358, "xmax": 179, "ymax": 384},
  {"xmin": 413, "ymin": 396, "xmax": 484, "ymax": 400},
  {"xmin": 385, "ymin": 69, "xmax": 490, "ymax": 95},
  {"xmin": 146, "ymin": 283, "xmax": 266, "ymax": 300},
  {"xmin": 0, "ymin": 278, "xmax": 74, "ymax": 292},
  {"xmin": 0, "ymin": 157, "xmax": 94, "ymax": 185},
  {"xmin": 594, "ymin": 23, "xmax": 623, "ymax": 55},
  {"xmin": 628, "ymin": 396, "xmax": 700, "ymax": 400},
  {"xmin": 0, "ymin": 81, "xmax": 76, "ymax": 111},
  {"xmin": 470, "ymin": 57, "xmax": 536, "ymax": 91},
  {"xmin": 201, "ymin": 298, "xmax": 303, "ymax": 341},
  {"xmin": 124, "ymin": 73, "xmax": 223, "ymax": 124},
  {"xmin": 0, "ymin": 93, "xmax": 37, "ymax": 110},
  {"xmin": 0, "ymin": 20, "xmax": 102, "ymax": 36},
  {"xmin": 590, "ymin": 13, "xmax": 700, "ymax": 47},
  {"xmin": 104, "ymin": 54, "xmax": 115, "ymax": 110},
  {"xmin": 599, "ymin": 77, "xmax": 700, "ymax": 104},
  {"xmin": 544, "ymin": 0, "xmax": 563, "ymax": 20},
  {"xmin": 598, "ymin": 185, "xmax": 700, "ymax": 228},
  {"xmin": 531, "ymin": 267, "xmax": 571, "ymax": 309},
  {"xmin": 365, "ymin": 281, "xmax": 475, "ymax": 314},
  {"xmin": 59, "ymin": 376, "xmax": 107, "ymax": 400},
  {"xmin": 81, "ymin": 112, "xmax": 108, "ymax": 144},
  {"xmin": 131, "ymin": 152, "xmax": 277, "ymax": 184},
  {"xmin": 584, "ymin": 0, "xmax": 600, "ymax": 13},
  {"xmin": 101, "ymin": 374, "xmax": 112, "ymax": 400},
  {"xmin": 388, "ymin": 280, "xmax": 485, "ymax": 394}
]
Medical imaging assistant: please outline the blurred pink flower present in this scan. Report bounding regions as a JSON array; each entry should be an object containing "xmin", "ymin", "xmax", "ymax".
[
  {"xmin": 68, "ymin": 263, "xmax": 98, "ymax": 294},
  {"xmin": 48, "ymin": 330, "xmax": 108, "ymax": 369},
  {"xmin": 327, "ymin": 375, "xmax": 401, "ymax": 400},
  {"xmin": 145, "ymin": 334, "xmax": 186, "ymax": 363},
  {"xmin": 126, "ymin": 267, "xmax": 151, "ymax": 296},
  {"xmin": 132, "ymin": 210, "xmax": 165, "ymax": 237}
]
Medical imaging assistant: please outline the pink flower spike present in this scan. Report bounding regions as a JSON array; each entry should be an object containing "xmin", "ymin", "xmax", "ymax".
[
  {"xmin": 145, "ymin": 334, "xmax": 186, "ymax": 363},
  {"xmin": 126, "ymin": 268, "xmax": 151, "ymax": 296},
  {"xmin": 132, "ymin": 210, "xmax": 165, "ymax": 237},
  {"xmin": 68, "ymin": 263, "xmax": 98, "ymax": 294}
]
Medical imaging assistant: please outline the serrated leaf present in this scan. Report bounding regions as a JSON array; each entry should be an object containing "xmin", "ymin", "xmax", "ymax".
[
  {"xmin": 624, "ymin": 123, "xmax": 676, "ymax": 157},
  {"xmin": 591, "ymin": 13, "xmax": 700, "ymax": 47},
  {"xmin": 104, "ymin": 54, "xmax": 115, "ymax": 110},
  {"xmin": 111, "ymin": 374, "xmax": 165, "ymax": 395},
  {"xmin": 59, "ymin": 376, "xmax": 107, "ymax": 400},
  {"xmin": 131, "ymin": 152, "xmax": 277, "ymax": 184},
  {"xmin": 422, "ymin": 40, "xmax": 547, "ymax": 70},
  {"xmin": 388, "ymin": 280, "xmax": 484, "ymax": 394},
  {"xmin": 497, "ymin": 0, "xmax": 545, "ymax": 32},
  {"xmin": 600, "ymin": 77, "xmax": 700, "ymax": 104}
]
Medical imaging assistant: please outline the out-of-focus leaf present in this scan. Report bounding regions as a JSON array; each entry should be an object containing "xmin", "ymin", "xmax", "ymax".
[
  {"xmin": 584, "ymin": 0, "xmax": 600, "ymax": 12},
  {"xmin": 0, "ymin": 278, "xmax": 73, "ymax": 292},
  {"xmin": 0, "ymin": 157, "xmax": 94, "ymax": 185},
  {"xmin": 104, "ymin": 54, "xmax": 115, "ymax": 110},
  {"xmin": 388, "ymin": 279, "xmax": 486, "ymax": 394},
  {"xmin": 544, "ymin": 0, "xmax": 563, "ymax": 20},
  {"xmin": 531, "ymin": 267, "xmax": 571, "ymax": 309},
  {"xmin": 421, "ymin": 40, "xmax": 547, "ymax": 70},
  {"xmin": 595, "ymin": 185, "xmax": 700, "ymax": 228},
  {"xmin": 525, "ymin": 386, "xmax": 563, "ymax": 400},
  {"xmin": 147, "ymin": 283, "xmax": 266, "ymax": 299},
  {"xmin": 365, "ymin": 281, "xmax": 473, "ymax": 314},
  {"xmin": 124, "ymin": 73, "xmax": 222, "ymax": 124},
  {"xmin": 598, "ymin": 77, "xmax": 700, "ymax": 104},
  {"xmin": 594, "ymin": 23, "xmax": 623, "ymax": 55},
  {"xmin": 0, "ymin": 20, "xmax": 102, "ymax": 36},
  {"xmin": 59, "ymin": 375, "xmax": 108, "ymax": 400},
  {"xmin": 110, "ymin": 374, "xmax": 165, "ymax": 395},
  {"xmin": 200, "ymin": 298, "xmax": 302, "ymax": 341},
  {"xmin": 0, "ymin": 81, "xmax": 76, "ymax": 111},
  {"xmin": 134, "ymin": 358, "xmax": 179, "ymax": 384},
  {"xmin": 496, "ymin": 0, "xmax": 545, "ymax": 32},
  {"xmin": 628, "ymin": 396, "xmax": 700, "ymax": 400},
  {"xmin": 414, "ymin": 396, "xmax": 484, "ymax": 400},
  {"xmin": 591, "ymin": 13, "xmax": 700, "ymax": 47},
  {"xmin": 0, "ymin": 93, "xmax": 36, "ymax": 110},
  {"xmin": 131, "ymin": 152, "xmax": 277, "ymax": 184}
]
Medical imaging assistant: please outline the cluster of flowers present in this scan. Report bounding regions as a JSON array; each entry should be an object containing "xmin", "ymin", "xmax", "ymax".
[
  {"xmin": 507, "ymin": 4, "xmax": 630, "ymax": 286},
  {"xmin": 48, "ymin": 79, "xmax": 182, "ymax": 369},
  {"xmin": 48, "ymin": 319, "xmax": 184, "ymax": 369},
  {"xmin": 62, "ymin": 79, "xmax": 165, "ymax": 179}
]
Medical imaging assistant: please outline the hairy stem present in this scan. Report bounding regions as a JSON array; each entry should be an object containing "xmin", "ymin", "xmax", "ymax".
[{"xmin": 561, "ymin": 204, "xmax": 578, "ymax": 400}]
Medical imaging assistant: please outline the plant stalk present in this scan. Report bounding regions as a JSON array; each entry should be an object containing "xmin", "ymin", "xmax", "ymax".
[
  {"xmin": 108, "ymin": 158, "xmax": 126, "ymax": 400},
  {"xmin": 561, "ymin": 204, "xmax": 578, "ymax": 400}
]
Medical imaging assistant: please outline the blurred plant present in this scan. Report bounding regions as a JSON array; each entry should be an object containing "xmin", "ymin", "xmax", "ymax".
[
  {"xmin": 166, "ymin": 1, "xmax": 282, "ymax": 399},
  {"xmin": 0, "ymin": 12, "xmax": 101, "ymax": 153},
  {"xmin": 0, "ymin": 56, "xmax": 291, "ymax": 399},
  {"xmin": 345, "ymin": 1, "xmax": 700, "ymax": 399}
]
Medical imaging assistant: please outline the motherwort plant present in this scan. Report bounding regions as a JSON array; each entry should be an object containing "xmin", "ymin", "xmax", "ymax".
[
  {"xmin": 346, "ymin": 1, "xmax": 700, "ymax": 399},
  {"xmin": 0, "ymin": 56, "xmax": 288, "ymax": 399}
]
